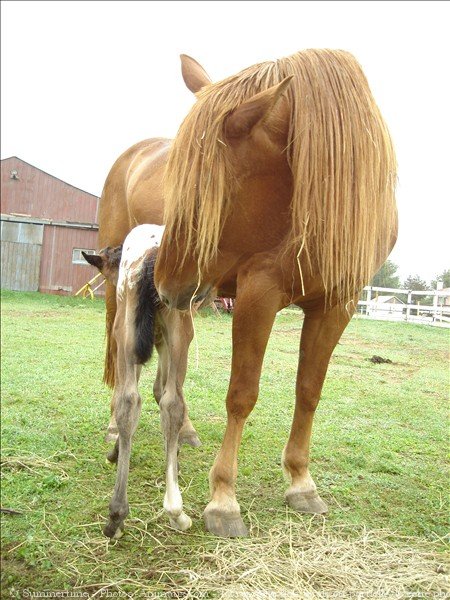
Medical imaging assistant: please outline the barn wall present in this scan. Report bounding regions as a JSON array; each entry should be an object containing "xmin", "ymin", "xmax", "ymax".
[
  {"xmin": 39, "ymin": 225, "xmax": 103, "ymax": 295},
  {"xmin": 0, "ymin": 221, "xmax": 44, "ymax": 291},
  {"xmin": 1, "ymin": 157, "xmax": 99, "ymax": 223},
  {"xmin": 1, "ymin": 156, "xmax": 104, "ymax": 296}
]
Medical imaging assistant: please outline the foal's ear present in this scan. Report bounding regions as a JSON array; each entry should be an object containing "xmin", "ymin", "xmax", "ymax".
[
  {"xmin": 82, "ymin": 251, "xmax": 104, "ymax": 271},
  {"xmin": 180, "ymin": 54, "xmax": 212, "ymax": 94},
  {"xmin": 225, "ymin": 76, "xmax": 293, "ymax": 139}
]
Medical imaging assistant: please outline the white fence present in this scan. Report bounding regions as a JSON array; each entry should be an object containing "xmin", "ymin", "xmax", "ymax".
[{"xmin": 357, "ymin": 286, "xmax": 450, "ymax": 328}]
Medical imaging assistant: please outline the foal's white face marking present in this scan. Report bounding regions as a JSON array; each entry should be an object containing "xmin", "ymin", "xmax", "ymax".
[{"xmin": 117, "ymin": 224, "xmax": 165, "ymax": 299}]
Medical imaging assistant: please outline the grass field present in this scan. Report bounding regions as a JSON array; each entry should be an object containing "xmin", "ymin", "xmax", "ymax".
[{"xmin": 1, "ymin": 290, "xmax": 449, "ymax": 598}]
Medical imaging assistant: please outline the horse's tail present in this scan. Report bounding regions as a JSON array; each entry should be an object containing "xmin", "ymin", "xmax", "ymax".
[
  {"xmin": 103, "ymin": 281, "xmax": 117, "ymax": 387},
  {"xmin": 134, "ymin": 249, "xmax": 159, "ymax": 365}
]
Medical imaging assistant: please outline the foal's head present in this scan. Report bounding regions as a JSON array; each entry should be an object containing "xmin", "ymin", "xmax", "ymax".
[{"xmin": 82, "ymin": 246, "xmax": 123, "ymax": 285}]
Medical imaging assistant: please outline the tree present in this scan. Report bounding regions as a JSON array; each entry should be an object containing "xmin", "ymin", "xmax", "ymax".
[
  {"xmin": 370, "ymin": 259, "xmax": 400, "ymax": 289},
  {"xmin": 402, "ymin": 274, "xmax": 429, "ymax": 292},
  {"xmin": 402, "ymin": 274, "xmax": 431, "ymax": 310},
  {"xmin": 430, "ymin": 269, "xmax": 450, "ymax": 290}
]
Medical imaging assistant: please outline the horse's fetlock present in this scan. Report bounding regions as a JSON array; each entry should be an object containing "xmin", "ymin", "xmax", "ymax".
[{"xmin": 109, "ymin": 501, "xmax": 129, "ymax": 522}]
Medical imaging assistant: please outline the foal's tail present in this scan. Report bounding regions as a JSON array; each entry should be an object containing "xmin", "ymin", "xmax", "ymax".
[{"xmin": 134, "ymin": 250, "xmax": 159, "ymax": 365}]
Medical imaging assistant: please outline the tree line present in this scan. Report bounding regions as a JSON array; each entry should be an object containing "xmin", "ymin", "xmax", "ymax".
[{"xmin": 370, "ymin": 262, "xmax": 450, "ymax": 306}]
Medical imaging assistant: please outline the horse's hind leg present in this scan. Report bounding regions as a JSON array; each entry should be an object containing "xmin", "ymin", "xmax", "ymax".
[
  {"xmin": 105, "ymin": 281, "xmax": 119, "ymax": 443},
  {"xmin": 282, "ymin": 301, "xmax": 355, "ymax": 514}
]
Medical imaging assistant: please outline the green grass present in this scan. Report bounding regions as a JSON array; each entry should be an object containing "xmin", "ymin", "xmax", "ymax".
[{"xmin": 1, "ymin": 290, "xmax": 449, "ymax": 596}]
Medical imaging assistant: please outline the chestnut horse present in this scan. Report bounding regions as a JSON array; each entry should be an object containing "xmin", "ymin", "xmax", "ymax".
[
  {"xmin": 97, "ymin": 138, "xmax": 170, "ymax": 390},
  {"xmin": 155, "ymin": 51, "xmax": 398, "ymax": 537}
]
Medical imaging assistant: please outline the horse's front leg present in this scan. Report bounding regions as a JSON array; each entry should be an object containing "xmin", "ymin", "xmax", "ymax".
[
  {"xmin": 204, "ymin": 266, "xmax": 284, "ymax": 537},
  {"xmin": 282, "ymin": 300, "xmax": 355, "ymax": 513}
]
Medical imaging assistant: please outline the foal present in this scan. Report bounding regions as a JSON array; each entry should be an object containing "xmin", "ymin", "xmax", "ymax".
[{"xmin": 84, "ymin": 224, "xmax": 200, "ymax": 537}]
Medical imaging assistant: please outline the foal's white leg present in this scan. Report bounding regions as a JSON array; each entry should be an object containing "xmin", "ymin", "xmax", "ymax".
[
  {"xmin": 160, "ymin": 387, "xmax": 192, "ymax": 531},
  {"xmin": 158, "ymin": 310, "xmax": 193, "ymax": 531}
]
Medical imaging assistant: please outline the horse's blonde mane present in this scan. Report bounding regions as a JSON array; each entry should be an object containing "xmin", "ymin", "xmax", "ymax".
[{"xmin": 163, "ymin": 49, "xmax": 397, "ymax": 304}]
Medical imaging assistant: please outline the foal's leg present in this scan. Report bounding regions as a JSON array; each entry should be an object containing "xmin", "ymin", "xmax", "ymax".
[
  {"xmin": 104, "ymin": 316, "xmax": 142, "ymax": 539},
  {"xmin": 106, "ymin": 363, "xmax": 142, "ymax": 465},
  {"xmin": 154, "ymin": 310, "xmax": 201, "ymax": 448},
  {"xmin": 282, "ymin": 301, "xmax": 354, "ymax": 513},
  {"xmin": 204, "ymin": 268, "xmax": 284, "ymax": 537},
  {"xmin": 159, "ymin": 309, "xmax": 193, "ymax": 530}
]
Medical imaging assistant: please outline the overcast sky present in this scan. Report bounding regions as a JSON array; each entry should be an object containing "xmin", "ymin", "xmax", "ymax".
[{"xmin": 2, "ymin": 1, "xmax": 449, "ymax": 283}]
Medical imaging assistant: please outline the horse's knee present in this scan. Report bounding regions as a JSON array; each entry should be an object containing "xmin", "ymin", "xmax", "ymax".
[
  {"xmin": 226, "ymin": 385, "xmax": 258, "ymax": 419},
  {"xmin": 160, "ymin": 390, "xmax": 185, "ymax": 432},
  {"xmin": 296, "ymin": 381, "xmax": 321, "ymax": 412},
  {"xmin": 116, "ymin": 391, "xmax": 141, "ymax": 432}
]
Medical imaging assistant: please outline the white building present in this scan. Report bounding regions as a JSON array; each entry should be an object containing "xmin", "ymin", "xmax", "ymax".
[{"xmin": 367, "ymin": 295, "xmax": 405, "ymax": 318}]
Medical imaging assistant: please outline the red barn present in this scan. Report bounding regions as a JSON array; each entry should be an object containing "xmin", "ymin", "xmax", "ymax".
[{"xmin": 1, "ymin": 157, "xmax": 103, "ymax": 295}]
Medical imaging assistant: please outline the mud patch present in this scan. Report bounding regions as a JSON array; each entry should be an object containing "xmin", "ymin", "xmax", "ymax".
[{"xmin": 369, "ymin": 355, "xmax": 393, "ymax": 364}]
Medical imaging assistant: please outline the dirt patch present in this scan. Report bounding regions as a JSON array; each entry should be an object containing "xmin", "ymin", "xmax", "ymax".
[{"xmin": 369, "ymin": 355, "xmax": 393, "ymax": 364}]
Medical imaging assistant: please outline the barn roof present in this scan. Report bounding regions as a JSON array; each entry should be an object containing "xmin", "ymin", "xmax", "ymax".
[
  {"xmin": 372, "ymin": 295, "xmax": 405, "ymax": 304},
  {"xmin": 1, "ymin": 156, "xmax": 99, "ymax": 199}
]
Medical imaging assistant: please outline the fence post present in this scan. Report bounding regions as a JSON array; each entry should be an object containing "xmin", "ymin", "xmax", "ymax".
[
  {"xmin": 366, "ymin": 287, "xmax": 372, "ymax": 316},
  {"xmin": 433, "ymin": 290, "xmax": 439, "ymax": 323},
  {"xmin": 406, "ymin": 291, "xmax": 412, "ymax": 322}
]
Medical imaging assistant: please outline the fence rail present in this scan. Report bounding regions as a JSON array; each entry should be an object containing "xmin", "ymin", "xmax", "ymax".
[{"xmin": 357, "ymin": 286, "xmax": 450, "ymax": 328}]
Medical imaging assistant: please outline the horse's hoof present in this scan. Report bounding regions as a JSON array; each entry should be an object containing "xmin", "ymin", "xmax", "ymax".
[
  {"xmin": 169, "ymin": 512, "xmax": 192, "ymax": 531},
  {"xmin": 179, "ymin": 431, "xmax": 202, "ymax": 448},
  {"xmin": 203, "ymin": 509, "xmax": 248, "ymax": 537},
  {"xmin": 103, "ymin": 520, "xmax": 124, "ymax": 539},
  {"xmin": 285, "ymin": 489, "xmax": 328, "ymax": 514}
]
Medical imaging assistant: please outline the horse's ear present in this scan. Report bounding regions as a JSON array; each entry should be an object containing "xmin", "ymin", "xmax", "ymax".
[
  {"xmin": 180, "ymin": 54, "xmax": 211, "ymax": 94},
  {"xmin": 225, "ymin": 76, "xmax": 293, "ymax": 139},
  {"xmin": 82, "ymin": 251, "xmax": 103, "ymax": 271}
]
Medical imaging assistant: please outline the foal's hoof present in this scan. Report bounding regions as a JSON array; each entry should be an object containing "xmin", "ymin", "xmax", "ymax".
[
  {"xmin": 203, "ymin": 510, "xmax": 248, "ymax": 538},
  {"xmin": 169, "ymin": 512, "xmax": 192, "ymax": 531},
  {"xmin": 179, "ymin": 430, "xmax": 202, "ymax": 448},
  {"xmin": 105, "ymin": 429, "xmax": 118, "ymax": 443},
  {"xmin": 286, "ymin": 489, "xmax": 328, "ymax": 514},
  {"xmin": 103, "ymin": 520, "xmax": 124, "ymax": 539},
  {"xmin": 106, "ymin": 441, "xmax": 119, "ymax": 464}
]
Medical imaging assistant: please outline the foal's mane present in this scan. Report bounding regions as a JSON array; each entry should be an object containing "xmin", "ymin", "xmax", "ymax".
[{"xmin": 163, "ymin": 49, "xmax": 397, "ymax": 304}]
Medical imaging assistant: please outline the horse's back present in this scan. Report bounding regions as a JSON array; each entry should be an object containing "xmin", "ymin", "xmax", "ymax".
[{"xmin": 98, "ymin": 138, "xmax": 170, "ymax": 249}]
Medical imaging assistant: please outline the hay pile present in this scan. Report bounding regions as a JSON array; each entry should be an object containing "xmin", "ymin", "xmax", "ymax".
[{"xmin": 72, "ymin": 516, "xmax": 448, "ymax": 599}]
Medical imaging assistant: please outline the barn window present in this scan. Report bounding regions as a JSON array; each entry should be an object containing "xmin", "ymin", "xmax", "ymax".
[{"xmin": 72, "ymin": 248, "xmax": 95, "ymax": 265}]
